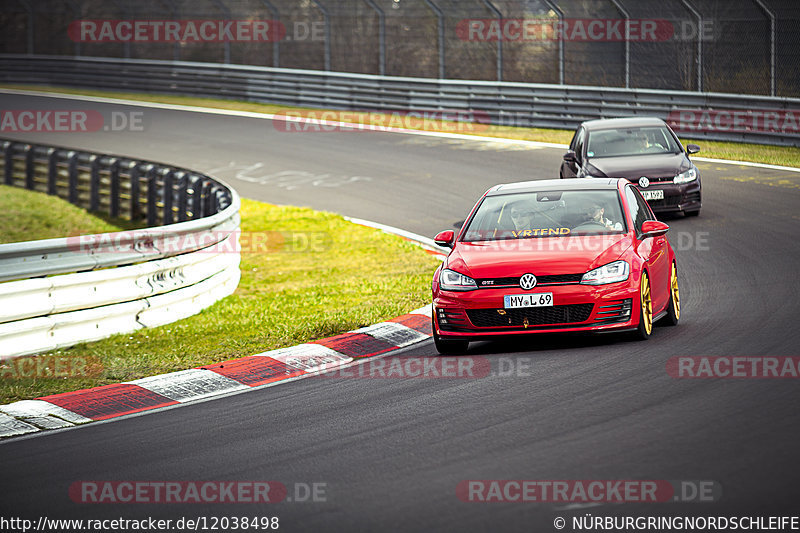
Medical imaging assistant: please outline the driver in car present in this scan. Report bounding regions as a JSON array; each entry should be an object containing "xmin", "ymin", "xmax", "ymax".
[
  {"xmin": 584, "ymin": 204, "xmax": 622, "ymax": 230},
  {"xmin": 635, "ymin": 133, "xmax": 662, "ymax": 154}
]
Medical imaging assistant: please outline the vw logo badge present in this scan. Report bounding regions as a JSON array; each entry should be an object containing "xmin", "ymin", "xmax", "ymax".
[
  {"xmin": 638, "ymin": 176, "xmax": 650, "ymax": 188},
  {"xmin": 519, "ymin": 273, "xmax": 537, "ymax": 290}
]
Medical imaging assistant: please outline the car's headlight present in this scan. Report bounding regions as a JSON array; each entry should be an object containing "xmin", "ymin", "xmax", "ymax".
[
  {"xmin": 673, "ymin": 166, "xmax": 697, "ymax": 184},
  {"xmin": 580, "ymin": 261, "xmax": 630, "ymax": 285},
  {"xmin": 439, "ymin": 268, "xmax": 478, "ymax": 291}
]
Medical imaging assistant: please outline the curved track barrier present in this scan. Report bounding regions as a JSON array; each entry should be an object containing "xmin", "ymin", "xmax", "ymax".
[
  {"xmin": 2, "ymin": 55, "xmax": 800, "ymax": 147},
  {"xmin": 0, "ymin": 138, "xmax": 241, "ymax": 359}
]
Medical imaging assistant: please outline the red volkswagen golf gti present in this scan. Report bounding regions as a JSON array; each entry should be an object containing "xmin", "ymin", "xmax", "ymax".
[{"xmin": 431, "ymin": 178, "xmax": 680, "ymax": 354}]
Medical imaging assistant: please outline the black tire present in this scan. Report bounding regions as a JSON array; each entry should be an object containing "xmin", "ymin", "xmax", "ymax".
[
  {"xmin": 661, "ymin": 262, "xmax": 680, "ymax": 327},
  {"xmin": 634, "ymin": 272, "xmax": 653, "ymax": 341},
  {"xmin": 432, "ymin": 314, "xmax": 469, "ymax": 355}
]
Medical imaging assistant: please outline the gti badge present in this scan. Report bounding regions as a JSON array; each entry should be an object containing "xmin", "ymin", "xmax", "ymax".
[
  {"xmin": 638, "ymin": 176, "xmax": 650, "ymax": 188},
  {"xmin": 519, "ymin": 273, "xmax": 537, "ymax": 290}
]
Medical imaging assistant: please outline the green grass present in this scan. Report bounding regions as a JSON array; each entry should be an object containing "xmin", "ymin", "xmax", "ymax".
[
  {"xmin": 0, "ymin": 185, "xmax": 142, "ymax": 244},
  {"xmin": 3, "ymin": 83, "xmax": 799, "ymax": 168},
  {"xmin": 0, "ymin": 193, "xmax": 440, "ymax": 404}
]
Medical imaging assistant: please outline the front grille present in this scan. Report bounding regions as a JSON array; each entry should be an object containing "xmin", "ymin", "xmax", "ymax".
[
  {"xmin": 466, "ymin": 304, "xmax": 594, "ymax": 328},
  {"xmin": 647, "ymin": 194, "xmax": 681, "ymax": 209},
  {"xmin": 476, "ymin": 273, "xmax": 584, "ymax": 288}
]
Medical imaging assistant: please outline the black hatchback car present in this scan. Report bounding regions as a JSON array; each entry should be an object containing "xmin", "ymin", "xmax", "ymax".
[{"xmin": 560, "ymin": 117, "xmax": 701, "ymax": 216}]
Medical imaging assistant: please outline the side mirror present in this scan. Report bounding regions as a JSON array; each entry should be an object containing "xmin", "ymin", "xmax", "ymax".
[
  {"xmin": 686, "ymin": 144, "xmax": 700, "ymax": 155},
  {"xmin": 563, "ymin": 150, "xmax": 577, "ymax": 163},
  {"xmin": 641, "ymin": 220, "xmax": 670, "ymax": 239},
  {"xmin": 434, "ymin": 230, "xmax": 455, "ymax": 248}
]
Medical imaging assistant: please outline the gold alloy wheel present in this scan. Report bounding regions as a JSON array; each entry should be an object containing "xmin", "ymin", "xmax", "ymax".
[
  {"xmin": 641, "ymin": 273, "xmax": 653, "ymax": 335},
  {"xmin": 670, "ymin": 265, "xmax": 681, "ymax": 321}
]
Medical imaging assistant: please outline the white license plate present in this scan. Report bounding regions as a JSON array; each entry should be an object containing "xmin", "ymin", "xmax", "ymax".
[
  {"xmin": 641, "ymin": 189, "xmax": 664, "ymax": 200},
  {"xmin": 504, "ymin": 293, "xmax": 554, "ymax": 309}
]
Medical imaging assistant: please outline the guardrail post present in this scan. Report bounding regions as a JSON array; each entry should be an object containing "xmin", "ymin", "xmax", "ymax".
[
  {"xmin": 67, "ymin": 151, "xmax": 79, "ymax": 204},
  {"xmin": 146, "ymin": 166, "xmax": 159, "ymax": 227},
  {"xmin": 89, "ymin": 155, "xmax": 100, "ymax": 211},
  {"xmin": 190, "ymin": 176, "xmax": 203, "ymax": 220},
  {"xmin": 2, "ymin": 142, "xmax": 11, "ymax": 186},
  {"xmin": 202, "ymin": 181, "xmax": 215, "ymax": 217},
  {"xmin": 109, "ymin": 159, "xmax": 120, "ymax": 218},
  {"xmin": 47, "ymin": 148, "xmax": 58, "ymax": 195},
  {"xmin": 176, "ymin": 172, "xmax": 188, "ymax": 222},
  {"xmin": 130, "ymin": 163, "xmax": 142, "ymax": 221},
  {"xmin": 24, "ymin": 144, "xmax": 34, "ymax": 190},
  {"xmin": 163, "ymin": 170, "xmax": 175, "ymax": 225}
]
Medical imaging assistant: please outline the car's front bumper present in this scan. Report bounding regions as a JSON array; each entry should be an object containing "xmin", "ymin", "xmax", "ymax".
[
  {"xmin": 433, "ymin": 281, "xmax": 640, "ymax": 340},
  {"xmin": 636, "ymin": 179, "xmax": 701, "ymax": 214}
]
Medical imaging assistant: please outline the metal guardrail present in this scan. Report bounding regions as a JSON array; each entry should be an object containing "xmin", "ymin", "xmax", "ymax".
[
  {"xmin": 1, "ymin": 55, "xmax": 799, "ymax": 147},
  {"xmin": 0, "ymin": 137, "xmax": 241, "ymax": 359}
]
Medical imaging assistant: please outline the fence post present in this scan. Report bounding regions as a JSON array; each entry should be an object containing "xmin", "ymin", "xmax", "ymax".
[
  {"xmin": 309, "ymin": 0, "xmax": 331, "ymax": 71},
  {"xmin": 752, "ymin": 0, "xmax": 776, "ymax": 96},
  {"xmin": 680, "ymin": 0, "xmax": 703, "ymax": 92},
  {"xmin": 260, "ymin": 0, "xmax": 281, "ymax": 67},
  {"xmin": 541, "ymin": 0, "xmax": 565, "ymax": 85},
  {"xmin": 364, "ymin": 0, "xmax": 385, "ymax": 76},
  {"xmin": 609, "ymin": 0, "xmax": 630, "ymax": 88},
  {"xmin": 423, "ymin": 0, "xmax": 445, "ymax": 79},
  {"xmin": 482, "ymin": 0, "xmax": 503, "ymax": 82}
]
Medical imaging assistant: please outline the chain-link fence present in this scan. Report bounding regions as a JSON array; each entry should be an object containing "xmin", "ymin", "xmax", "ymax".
[{"xmin": 1, "ymin": 0, "xmax": 798, "ymax": 96}]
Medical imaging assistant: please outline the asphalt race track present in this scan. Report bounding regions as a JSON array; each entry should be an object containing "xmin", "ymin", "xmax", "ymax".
[{"xmin": 2, "ymin": 92, "xmax": 800, "ymax": 531}]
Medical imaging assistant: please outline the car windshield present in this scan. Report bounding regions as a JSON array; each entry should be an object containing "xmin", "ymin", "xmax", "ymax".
[
  {"xmin": 586, "ymin": 126, "xmax": 682, "ymax": 158},
  {"xmin": 461, "ymin": 189, "xmax": 627, "ymax": 242}
]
